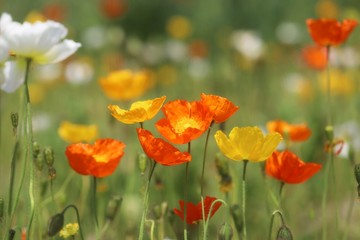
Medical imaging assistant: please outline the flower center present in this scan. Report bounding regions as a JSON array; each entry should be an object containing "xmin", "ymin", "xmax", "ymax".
[{"xmin": 174, "ymin": 117, "xmax": 199, "ymax": 133}]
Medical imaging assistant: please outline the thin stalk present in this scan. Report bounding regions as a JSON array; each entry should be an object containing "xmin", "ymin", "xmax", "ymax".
[
  {"xmin": 62, "ymin": 205, "xmax": 85, "ymax": 240},
  {"xmin": 92, "ymin": 176, "xmax": 99, "ymax": 240},
  {"xmin": 203, "ymin": 198, "xmax": 227, "ymax": 240},
  {"xmin": 242, "ymin": 160, "xmax": 249, "ymax": 240},
  {"xmin": 268, "ymin": 210, "xmax": 285, "ymax": 240},
  {"xmin": 278, "ymin": 181, "xmax": 285, "ymax": 209},
  {"xmin": 200, "ymin": 123, "xmax": 213, "ymax": 197},
  {"xmin": 139, "ymin": 161, "xmax": 157, "ymax": 240},
  {"xmin": 8, "ymin": 141, "xmax": 19, "ymax": 215},
  {"xmin": 183, "ymin": 142, "xmax": 191, "ymax": 240}
]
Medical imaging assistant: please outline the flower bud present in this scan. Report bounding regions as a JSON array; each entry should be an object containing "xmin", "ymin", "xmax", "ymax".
[
  {"xmin": 354, "ymin": 163, "xmax": 360, "ymax": 185},
  {"xmin": 276, "ymin": 225, "xmax": 293, "ymax": 240},
  {"xmin": 218, "ymin": 222, "xmax": 233, "ymax": 240},
  {"xmin": 105, "ymin": 196, "xmax": 122, "ymax": 221},
  {"xmin": 215, "ymin": 152, "xmax": 230, "ymax": 177},
  {"xmin": 35, "ymin": 152, "xmax": 44, "ymax": 171},
  {"xmin": 325, "ymin": 125, "xmax": 334, "ymax": 142},
  {"xmin": 47, "ymin": 213, "xmax": 64, "ymax": 237},
  {"xmin": 138, "ymin": 153, "xmax": 147, "ymax": 175},
  {"xmin": 9, "ymin": 229, "xmax": 16, "ymax": 240},
  {"xmin": 44, "ymin": 147, "xmax": 55, "ymax": 167},
  {"xmin": 11, "ymin": 112, "xmax": 18, "ymax": 135},
  {"xmin": 33, "ymin": 141, "xmax": 41, "ymax": 158}
]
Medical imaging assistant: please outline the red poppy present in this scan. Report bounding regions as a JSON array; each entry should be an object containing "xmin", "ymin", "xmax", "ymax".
[
  {"xmin": 189, "ymin": 40, "xmax": 209, "ymax": 58},
  {"xmin": 200, "ymin": 93, "xmax": 239, "ymax": 123},
  {"xmin": 301, "ymin": 45, "xmax": 328, "ymax": 70},
  {"xmin": 267, "ymin": 120, "xmax": 311, "ymax": 142},
  {"xmin": 65, "ymin": 138, "xmax": 125, "ymax": 178},
  {"xmin": 173, "ymin": 196, "xmax": 222, "ymax": 224},
  {"xmin": 136, "ymin": 128, "xmax": 191, "ymax": 166},
  {"xmin": 100, "ymin": 0, "xmax": 128, "ymax": 19},
  {"xmin": 43, "ymin": 3, "xmax": 66, "ymax": 22},
  {"xmin": 306, "ymin": 19, "xmax": 358, "ymax": 46},
  {"xmin": 266, "ymin": 150, "xmax": 322, "ymax": 184},
  {"xmin": 155, "ymin": 100, "xmax": 213, "ymax": 144}
]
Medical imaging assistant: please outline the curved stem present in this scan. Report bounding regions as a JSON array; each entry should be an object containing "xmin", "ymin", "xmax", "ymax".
[
  {"xmin": 62, "ymin": 205, "xmax": 85, "ymax": 240},
  {"xmin": 242, "ymin": 160, "xmax": 249, "ymax": 240},
  {"xmin": 203, "ymin": 198, "xmax": 227, "ymax": 240},
  {"xmin": 268, "ymin": 210, "xmax": 285, "ymax": 240},
  {"xmin": 139, "ymin": 161, "xmax": 157, "ymax": 240}
]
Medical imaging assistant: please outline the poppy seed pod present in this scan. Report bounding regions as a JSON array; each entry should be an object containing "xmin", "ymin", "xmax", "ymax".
[
  {"xmin": 218, "ymin": 222, "xmax": 233, "ymax": 240},
  {"xmin": 47, "ymin": 213, "xmax": 64, "ymax": 237},
  {"xmin": 138, "ymin": 153, "xmax": 147, "ymax": 175},
  {"xmin": 276, "ymin": 225, "xmax": 293, "ymax": 240},
  {"xmin": 33, "ymin": 141, "xmax": 41, "ymax": 158},
  {"xmin": 11, "ymin": 112, "xmax": 18, "ymax": 135},
  {"xmin": 44, "ymin": 147, "xmax": 55, "ymax": 167},
  {"xmin": 105, "ymin": 196, "xmax": 122, "ymax": 221}
]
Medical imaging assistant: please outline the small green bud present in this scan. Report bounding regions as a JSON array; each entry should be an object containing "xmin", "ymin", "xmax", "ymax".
[
  {"xmin": 35, "ymin": 152, "xmax": 44, "ymax": 171},
  {"xmin": 276, "ymin": 225, "xmax": 293, "ymax": 240},
  {"xmin": 44, "ymin": 147, "xmax": 55, "ymax": 167},
  {"xmin": 354, "ymin": 164, "xmax": 360, "ymax": 185},
  {"xmin": 218, "ymin": 222, "xmax": 233, "ymax": 240},
  {"xmin": 33, "ymin": 141, "xmax": 41, "ymax": 158},
  {"xmin": 105, "ymin": 196, "xmax": 122, "ymax": 221},
  {"xmin": 138, "ymin": 153, "xmax": 147, "ymax": 175},
  {"xmin": 325, "ymin": 125, "xmax": 334, "ymax": 142},
  {"xmin": 47, "ymin": 213, "xmax": 64, "ymax": 237},
  {"xmin": 11, "ymin": 112, "xmax": 18, "ymax": 135}
]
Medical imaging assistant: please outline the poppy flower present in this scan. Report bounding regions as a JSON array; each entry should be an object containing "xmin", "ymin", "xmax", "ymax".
[
  {"xmin": 58, "ymin": 121, "xmax": 98, "ymax": 143},
  {"xmin": 155, "ymin": 100, "xmax": 213, "ymax": 144},
  {"xmin": 301, "ymin": 45, "xmax": 328, "ymax": 70},
  {"xmin": 200, "ymin": 93, "xmax": 239, "ymax": 123},
  {"xmin": 173, "ymin": 196, "xmax": 222, "ymax": 224},
  {"xmin": 267, "ymin": 120, "xmax": 311, "ymax": 142},
  {"xmin": 214, "ymin": 126, "xmax": 282, "ymax": 162},
  {"xmin": 99, "ymin": 69, "xmax": 154, "ymax": 101},
  {"xmin": 137, "ymin": 128, "xmax": 191, "ymax": 166},
  {"xmin": 266, "ymin": 150, "xmax": 322, "ymax": 184},
  {"xmin": 306, "ymin": 19, "xmax": 358, "ymax": 46},
  {"xmin": 100, "ymin": 0, "xmax": 128, "ymax": 19},
  {"xmin": 108, "ymin": 96, "xmax": 166, "ymax": 124},
  {"xmin": 65, "ymin": 138, "xmax": 125, "ymax": 178}
]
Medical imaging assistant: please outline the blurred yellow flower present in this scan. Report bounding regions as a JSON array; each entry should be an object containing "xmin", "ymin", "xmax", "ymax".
[
  {"xmin": 59, "ymin": 223, "xmax": 79, "ymax": 239},
  {"xmin": 318, "ymin": 69, "xmax": 355, "ymax": 96},
  {"xmin": 166, "ymin": 15, "xmax": 192, "ymax": 39},
  {"xmin": 29, "ymin": 83, "xmax": 46, "ymax": 104},
  {"xmin": 99, "ymin": 69, "xmax": 154, "ymax": 101},
  {"xmin": 316, "ymin": 0, "xmax": 339, "ymax": 19},
  {"xmin": 214, "ymin": 126, "xmax": 282, "ymax": 162},
  {"xmin": 58, "ymin": 121, "xmax": 98, "ymax": 143},
  {"xmin": 25, "ymin": 11, "xmax": 47, "ymax": 23},
  {"xmin": 157, "ymin": 64, "xmax": 178, "ymax": 85},
  {"xmin": 108, "ymin": 96, "xmax": 166, "ymax": 124}
]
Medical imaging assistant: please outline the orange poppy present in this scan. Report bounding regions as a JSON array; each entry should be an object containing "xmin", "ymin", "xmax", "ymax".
[
  {"xmin": 100, "ymin": 0, "xmax": 127, "ymax": 19},
  {"xmin": 267, "ymin": 120, "xmax": 311, "ymax": 142},
  {"xmin": 266, "ymin": 150, "xmax": 322, "ymax": 184},
  {"xmin": 200, "ymin": 93, "xmax": 239, "ymax": 123},
  {"xmin": 301, "ymin": 45, "xmax": 328, "ymax": 70},
  {"xmin": 173, "ymin": 196, "xmax": 222, "ymax": 224},
  {"xmin": 136, "ymin": 128, "xmax": 191, "ymax": 166},
  {"xmin": 306, "ymin": 19, "xmax": 358, "ymax": 46},
  {"xmin": 65, "ymin": 138, "xmax": 125, "ymax": 178},
  {"xmin": 155, "ymin": 100, "xmax": 213, "ymax": 144}
]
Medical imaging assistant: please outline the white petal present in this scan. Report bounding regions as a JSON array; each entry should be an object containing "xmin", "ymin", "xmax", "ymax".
[
  {"xmin": 0, "ymin": 60, "xmax": 25, "ymax": 93},
  {"xmin": 37, "ymin": 40, "xmax": 81, "ymax": 64},
  {"xmin": 0, "ymin": 12, "xmax": 13, "ymax": 31},
  {"xmin": 0, "ymin": 37, "xmax": 9, "ymax": 62}
]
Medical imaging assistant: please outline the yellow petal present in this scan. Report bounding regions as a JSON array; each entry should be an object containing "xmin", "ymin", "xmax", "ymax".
[
  {"xmin": 230, "ymin": 127, "xmax": 263, "ymax": 161},
  {"xmin": 214, "ymin": 130, "xmax": 243, "ymax": 160},
  {"xmin": 256, "ymin": 132, "xmax": 283, "ymax": 161}
]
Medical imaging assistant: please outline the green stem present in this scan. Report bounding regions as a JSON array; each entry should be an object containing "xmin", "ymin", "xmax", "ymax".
[
  {"xmin": 325, "ymin": 46, "xmax": 332, "ymax": 126},
  {"xmin": 200, "ymin": 122, "xmax": 213, "ymax": 197},
  {"xmin": 8, "ymin": 141, "xmax": 19, "ymax": 216},
  {"xmin": 203, "ymin": 198, "xmax": 227, "ymax": 240},
  {"xmin": 278, "ymin": 181, "xmax": 285, "ymax": 209},
  {"xmin": 242, "ymin": 160, "xmax": 249, "ymax": 240},
  {"xmin": 62, "ymin": 205, "xmax": 85, "ymax": 240},
  {"xmin": 92, "ymin": 176, "xmax": 99, "ymax": 240},
  {"xmin": 139, "ymin": 161, "xmax": 157, "ymax": 240},
  {"xmin": 268, "ymin": 210, "xmax": 285, "ymax": 240},
  {"xmin": 183, "ymin": 142, "xmax": 191, "ymax": 240}
]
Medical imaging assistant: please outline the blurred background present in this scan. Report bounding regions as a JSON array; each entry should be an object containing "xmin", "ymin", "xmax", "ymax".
[{"xmin": 1, "ymin": 0, "xmax": 360, "ymax": 239}]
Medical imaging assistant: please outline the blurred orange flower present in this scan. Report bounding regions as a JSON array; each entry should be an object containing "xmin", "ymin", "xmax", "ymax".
[
  {"xmin": 189, "ymin": 40, "xmax": 209, "ymax": 58},
  {"xmin": 266, "ymin": 150, "xmax": 322, "ymax": 184},
  {"xmin": 108, "ymin": 96, "xmax": 166, "ymax": 124},
  {"xmin": 155, "ymin": 100, "xmax": 213, "ymax": 144},
  {"xmin": 99, "ymin": 69, "xmax": 154, "ymax": 101},
  {"xmin": 137, "ymin": 128, "xmax": 191, "ymax": 166},
  {"xmin": 267, "ymin": 120, "xmax": 311, "ymax": 142},
  {"xmin": 200, "ymin": 93, "xmax": 239, "ymax": 123},
  {"xmin": 58, "ymin": 121, "xmax": 98, "ymax": 143},
  {"xmin": 306, "ymin": 19, "xmax": 358, "ymax": 46},
  {"xmin": 100, "ymin": 0, "xmax": 127, "ymax": 19},
  {"xmin": 65, "ymin": 138, "xmax": 125, "ymax": 178},
  {"xmin": 301, "ymin": 45, "xmax": 328, "ymax": 70},
  {"xmin": 173, "ymin": 196, "xmax": 222, "ymax": 224},
  {"xmin": 43, "ymin": 3, "xmax": 66, "ymax": 22}
]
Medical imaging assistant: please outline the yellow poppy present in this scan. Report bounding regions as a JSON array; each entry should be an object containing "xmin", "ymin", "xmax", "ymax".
[
  {"xmin": 59, "ymin": 223, "xmax": 79, "ymax": 238},
  {"xmin": 58, "ymin": 121, "xmax": 98, "ymax": 143},
  {"xmin": 108, "ymin": 96, "xmax": 166, "ymax": 124},
  {"xmin": 214, "ymin": 126, "xmax": 282, "ymax": 162},
  {"xmin": 99, "ymin": 69, "xmax": 154, "ymax": 101}
]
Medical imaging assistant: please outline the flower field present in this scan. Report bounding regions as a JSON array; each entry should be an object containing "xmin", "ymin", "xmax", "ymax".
[{"xmin": 1, "ymin": 0, "xmax": 360, "ymax": 239}]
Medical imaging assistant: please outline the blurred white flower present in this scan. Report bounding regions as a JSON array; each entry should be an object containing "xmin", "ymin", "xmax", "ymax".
[
  {"xmin": 231, "ymin": 30, "xmax": 264, "ymax": 60},
  {"xmin": 32, "ymin": 112, "xmax": 52, "ymax": 132},
  {"xmin": 142, "ymin": 42, "xmax": 165, "ymax": 65},
  {"xmin": 82, "ymin": 25, "xmax": 107, "ymax": 50},
  {"xmin": 125, "ymin": 36, "xmax": 143, "ymax": 57},
  {"xmin": 165, "ymin": 40, "xmax": 188, "ymax": 62},
  {"xmin": 276, "ymin": 22, "xmax": 302, "ymax": 45},
  {"xmin": 0, "ymin": 38, "xmax": 8, "ymax": 62},
  {"xmin": 188, "ymin": 58, "xmax": 210, "ymax": 80},
  {"xmin": 34, "ymin": 63, "xmax": 62, "ymax": 82},
  {"xmin": 3, "ymin": 19, "xmax": 81, "ymax": 64},
  {"xmin": 329, "ymin": 46, "xmax": 360, "ymax": 68},
  {"xmin": 65, "ymin": 59, "xmax": 94, "ymax": 84}
]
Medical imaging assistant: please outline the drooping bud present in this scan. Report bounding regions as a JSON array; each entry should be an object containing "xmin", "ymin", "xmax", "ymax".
[
  {"xmin": 354, "ymin": 163, "xmax": 360, "ymax": 185},
  {"xmin": 218, "ymin": 222, "xmax": 233, "ymax": 240},
  {"xmin": 138, "ymin": 153, "xmax": 147, "ymax": 175},
  {"xmin": 9, "ymin": 229, "xmax": 16, "ymax": 240},
  {"xmin": 47, "ymin": 213, "xmax": 64, "ymax": 237},
  {"xmin": 33, "ymin": 141, "xmax": 41, "ymax": 159},
  {"xmin": 105, "ymin": 196, "xmax": 122, "ymax": 221},
  {"xmin": 11, "ymin": 112, "xmax": 18, "ymax": 136},
  {"xmin": 276, "ymin": 225, "xmax": 293, "ymax": 240},
  {"xmin": 44, "ymin": 147, "xmax": 55, "ymax": 167}
]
